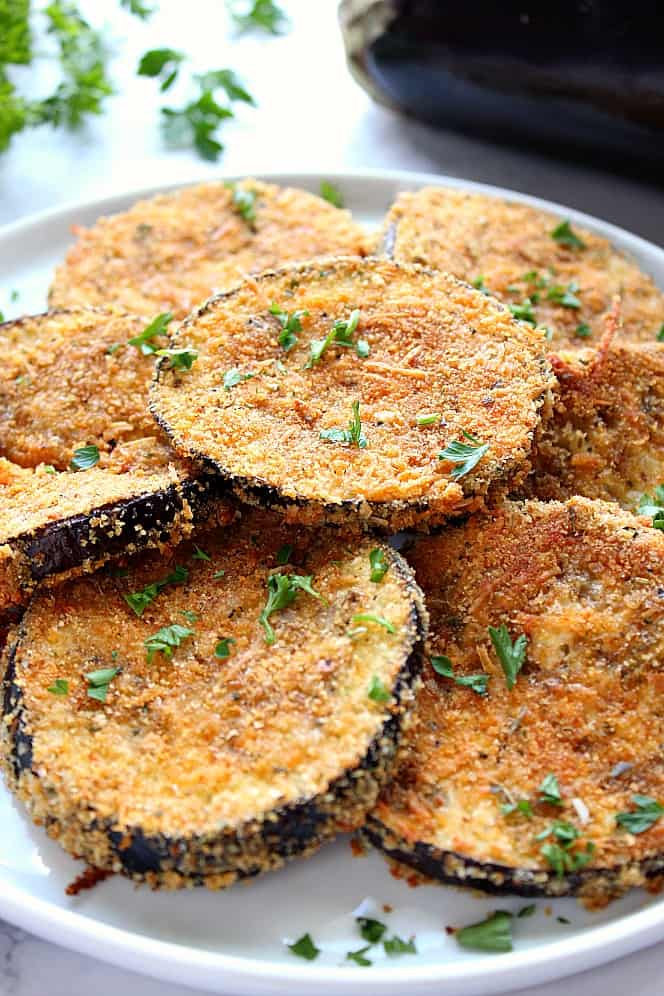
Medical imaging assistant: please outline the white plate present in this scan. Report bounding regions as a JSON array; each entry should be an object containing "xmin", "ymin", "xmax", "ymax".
[{"xmin": 1, "ymin": 169, "xmax": 664, "ymax": 996}]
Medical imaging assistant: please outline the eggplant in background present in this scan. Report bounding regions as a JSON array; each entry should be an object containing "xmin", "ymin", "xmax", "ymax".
[{"xmin": 340, "ymin": 0, "xmax": 664, "ymax": 178}]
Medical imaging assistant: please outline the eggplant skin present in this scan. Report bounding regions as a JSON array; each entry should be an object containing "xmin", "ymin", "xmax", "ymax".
[{"xmin": 362, "ymin": 819, "xmax": 664, "ymax": 901}]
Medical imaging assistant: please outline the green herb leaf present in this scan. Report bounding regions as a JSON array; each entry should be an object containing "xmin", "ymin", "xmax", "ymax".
[
  {"xmin": 616, "ymin": 795, "xmax": 664, "ymax": 834},
  {"xmin": 320, "ymin": 180, "xmax": 343, "ymax": 208},
  {"xmin": 47, "ymin": 678, "xmax": 69, "ymax": 696},
  {"xmin": 161, "ymin": 90, "xmax": 234, "ymax": 162},
  {"xmin": 138, "ymin": 48, "xmax": 184, "ymax": 91},
  {"xmin": 455, "ymin": 911, "xmax": 513, "ymax": 953},
  {"xmin": 540, "ymin": 840, "xmax": 595, "ymax": 877},
  {"xmin": 551, "ymin": 219, "xmax": 586, "ymax": 250},
  {"xmin": 145, "ymin": 623, "xmax": 194, "ymax": 663},
  {"xmin": 106, "ymin": 342, "xmax": 122, "ymax": 355},
  {"xmin": 509, "ymin": 298, "xmax": 537, "ymax": 324},
  {"xmin": 269, "ymin": 304, "xmax": 308, "ymax": 352},
  {"xmin": 472, "ymin": 275, "xmax": 490, "ymax": 295},
  {"xmin": 575, "ymin": 322, "xmax": 592, "ymax": 338},
  {"xmin": 353, "ymin": 613, "xmax": 396, "ymax": 634},
  {"xmin": 259, "ymin": 572, "xmax": 322, "ymax": 644},
  {"xmin": 128, "ymin": 312, "xmax": 173, "ymax": 354},
  {"xmin": 539, "ymin": 773, "xmax": 563, "ymax": 806},
  {"xmin": 383, "ymin": 935, "xmax": 417, "ymax": 956},
  {"xmin": 180, "ymin": 609, "xmax": 198, "ymax": 624},
  {"xmin": 228, "ymin": 183, "xmax": 258, "ymax": 226},
  {"xmin": 223, "ymin": 367, "xmax": 253, "ymax": 390},
  {"xmin": 155, "ymin": 347, "xmax": 198, "ymax": 370},
  {"xmin": 121, "ymin": 0, "xmax": 154, "ymax": 18},
  {"xmin": 501, "ymin": 799, "xmax": 533, "ymax": 818},
  {"xmin": 346, "ymin": 945, "xmax": 372, "ymax": 966},
  {"xmin": 320, "ymin": 400, "xmax": 367, "ymax": 449},
  {"xmin": 70, "ymin": 444, "xmax": 99, "ymax": 471},
  {"xmin": 356, "ymin": 916, "xmax": 386, "ymax": 943},
  {"xmin": 657, "ymin": 324, "xmax": 664, "ymax": 342},
  {"xmin": 439, "ymin": 431, "xmax": 489, "ymax": 480},
  {"xmin": 431, "ymin": 655, "xmax": 489, "ymax": 696},
  {"xmin": 213, "ymin": 569, "xmax": 225, "ymax": 578},
  {"xmin": 369, "ymin": 548, "xmax": 389, "ymax": 583},
  {"xmin": 43, "ymin": 464, "xmax": 57, "ymax": 475},
  {"xmin": 517, "ymin": 904, "xmax": 536, "ymax": 918},
  {"xmin": 229, "ymin": 0, "xmax": 288, "ymax": 35},
  {"xmin": 124, "ymin": 564, "xmax": 188, "ymax": 617},
  {"xmin": 192, "ymin": 545, "xmax": 211, "ymax": 561},
  {"xmin": 288, "ymin": 932, "xmax": 319, "ymax": 960},
  {"xmin": 416, "ymin": 412, "xmax": 441, "ymax": 426},
  {"xmin": 546, "ymin": 282, "xmax": 581, "ymax": 309},
  {"xmin": 305, "ymin": 309, "xmax": 362, "ymax": 367},
  {"xmin": 85, "ymin": 666, "xmax": 119, "ymax": 702},
  {"xmin": 276, "ymin": 543, "xmax": 293, "ymax": 565},
  {"xmin": 214, "ymin": 637, "xmax": 236, "ymax": 659},
  {"xmin": 196, "ymin": 69, "xmax": 254, "ymax": 106},
  {"xmin": 636, "ymin": 486, "xmax": 664, "ymax": 530},
  {"xmin": 488, "ymin": 624, "xmax": 527, "ymax": 690},
  {"xmin": 367, "ymin": 675, "xmax": 391, "ymax": 702}
]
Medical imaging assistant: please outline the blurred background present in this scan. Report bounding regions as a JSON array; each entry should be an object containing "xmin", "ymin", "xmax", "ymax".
[{"xmin": 1, "ymin": 0, "xmax": 663, "ymax": 240}]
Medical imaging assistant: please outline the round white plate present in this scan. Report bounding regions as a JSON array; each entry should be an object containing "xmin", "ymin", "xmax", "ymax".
[{"xmin": 1, "ymin": 169, "xmax": 663, "ymax": 996}]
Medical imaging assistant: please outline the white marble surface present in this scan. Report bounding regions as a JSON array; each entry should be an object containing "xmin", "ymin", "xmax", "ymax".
[{"xmin": 2, "ymin": 1, "xmax": 664, "ymax": 994}]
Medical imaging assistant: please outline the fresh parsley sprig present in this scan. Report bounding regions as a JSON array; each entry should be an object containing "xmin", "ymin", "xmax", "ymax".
[
  {"xmin": 305, "ymin": 309, "xmax": 368, "ymax": 367},
  {"xmin": 320, "ymin": 400, "xmax": 367, "ymax": 449},
  {"xmin": 488, "ymin": 624, "xmax": 527, "ymax": 690},
  {"xmin": 455, "ymin": 911, "xmax": 513, "ymax": 953},
  {"xmin": 228, "ymin": 0, "xmax": 288, "ymax": 35},
  {"xmin": 128, "ymin": 311, "xmax": 173, "ymax": 355},
  {"xmin": 145, "ymin": 623, "xmax": 194, "ymax": 663},
  {"xmin": 431, "ymin": 655, "xmax": 489, "ymax": 696},
  {"xmin": 161, "ymin": 70, "xmax": 254, "ymax": 162},
  {"xmin": 70, "ymin": 443, "xmax": 100, "ymax": 471},
  {"xmin": 551, "ymin": 219, "xmax": 586, "ymax": 250},
  {"xmin": 259, "ymin": 572, "xmax": 322, "ymax": 644},
  {"xmin": 138, "ymin": 48, "xmax": 185, "ymax": 92},
  {"xmin": 616, "ymin": 795, "xmax": 664, "ymax": 834},
  {"xmin": 85, "ymin": 666, "xmax": 119, "ymax": 702},
  {"xmin": 439, "ymin": 431, "xmax": 489, "ymax": 480},
  {"xmin": 124, "ymin": 565, "xmax": 188, "ymax": 617},
  {"xmin": 270, "ymin": 304, "xmax": 308, "ymax": 351}
]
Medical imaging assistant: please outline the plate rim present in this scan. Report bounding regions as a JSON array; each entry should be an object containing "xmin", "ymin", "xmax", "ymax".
[{"xmin": 2, "ymin": 166, "xmax": 664, "ymax": 996}]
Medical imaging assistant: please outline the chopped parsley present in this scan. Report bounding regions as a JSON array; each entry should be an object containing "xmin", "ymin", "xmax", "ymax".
[
  {"xmin": 352, "ymin": 613, "xmax": 396, "ymax": 634},
  {"xmin": 575, "ymin": 322, "xmax": 592, "ymax": 338},
  {"xmin": 70, "ymin": 444, "xmax": 99, "ymax": 471},
  {"xmin": 431, "ymin": 655, "xmax": 489, "ymax": 696},
  {"xmin": 145, "ymin": 623, "xmax": 194, "ymax": 663},
  {"xmin": 276, "ymin": 543, "xmax": 293, "ymax": 565},
  {"xmin": 259, "ymin": 572, "xmax": 322, "ymax": 644},
  {"xmin": 455, "ymin": 911, "xmax": 513, "ymax": 953},
  {"xmin": 658, "ymin": 324, "xmax": 664, "ymax": 342},
  {"xmin": 472, "ymin": 275, "xmax": 490, "ymax": 295},
  {"xmin": 346, "ymin": 945, "xmax": 372, "ymax": 966},
  {"xmin": 229, "ymin": 0, "xmax": 288, "ymax": 35},
  {"xmin": 416, "ymin": 412, "xmax": 441, "ymax": 427},
  {"xmin": 85, "ymin": 666, "xmax": 119, "ymax": 702},
  {"xmin": 320, "ymin": 400, "xmax": 367, "ymax": 449},
  {"xmin": 616, "ymin": 795, "xmax": 664, "ymax": 834},
  {"xmin": 137, "ymin": 48, "xmax": 185, "ymax": 92},
  {"xmin": 439, "ymin": 431, "xmax": 489, "ymax": 480},
  {"xmin": 367, "ymin": 675, "xmax": 391, "ymax": 702},
  {"xmin": 546, "ymin": 281, "xmax": 581, "ymax": 309},
  {"xmin": 192, "ymin": 545, "xmax": 211, "ymax": 561},
  {"xmin": 357, "ymin": 917, "xmax": 387, "ymax": 943},
  {"xmin": 536, "ymin": 821, "xmax": 595, "ymax": 876},
  {"xmin": 47, "ymin": 678, "xmax": 69, "ymax": 696},
  {"xmin": 369, "ymin": 548, "xmax": 389, "ymax": 583},
  {"xmin": 509, "ymin": 298, "xmax": 537, "ymax": 324},
  {"xmin": 488, "ymin": 624, "xmax": 527, "ymax": 690},
  {"xmin": 269, "ymin": 304, "xmax": 308, "ymax": 352},
  {"xmin": 214, "ymin": 637, "xmax": 236, "ymax": 659},
  {"xmin": 43, "ymin": 465, "xmax": 57, "ymax": 475},
  {"xmin": 383, "ymin": 935, "xmax": 417, "ymax": 956},
  {"xmin": 162, "ymin": 75, "xmax": 254, "ymax": 162},
  {"xmin": 121, "ymin": 0, "xmax": 154, "ymax": 17},
  {"xmin": 128, "ymin": 311, "xmax": 173, "ymax": 354},
  {"xmin": 287, "ymin": 932, "xmax": 319, "ymax": 960},
  {"xmin": 305, "ymin": 309, "xmax": 367, "ymax": 367},
  {"xmin": 636, "ymin": 486, "xmax": 664, "ymax": 529},
  {"xmin": 155, "ymin": 347, "xmax": 198, "ymax": 370},
  {"xmin": 106, "ymin": 342, "xmax": 122, "ymax": 355},
  {"xmin": 223, "ymin": 367, "xmax": 253, "ymax": 390},
  {"xmin": 213, "ymin": 569, "xmax": 226, "ymax": 579},
  {"xmin": 124, "ymin": 564, "xmax": 188, "ymax": 617},
  {"xmin": 501, "ymin": 798, "xmax": 534, "ymax": 819},
  {"xmin": 320, "ymin": 180, "xmax": 344, "ymax": 208},
  {"xmin": 551, "ymin": 219, "xmax": 586, "ymax": 250},
  {"xmin": 517, "ymin": 904, "xmax": 536, "ymax": 918},
  {"xmin": 180, "ymin": 609, "xmax": 199, "ymax": 624},
  {"xmin": 539, "ymin": 773, "xmax": 563, "ymax": 806},
  {"xmin": 229, "ymin": 184, "xmax": 258, "ymax": 226}
]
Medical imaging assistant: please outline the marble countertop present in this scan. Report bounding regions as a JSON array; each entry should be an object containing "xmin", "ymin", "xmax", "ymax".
[{"xmin": 2, "ymin": 1, "xmax": 664, "ymax": 993}]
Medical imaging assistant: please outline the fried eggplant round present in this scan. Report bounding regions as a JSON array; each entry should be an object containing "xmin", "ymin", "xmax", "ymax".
[
  {"xmin": 49, "ymin": 180, "xmax": 369, "ymax": 319},
  {"xmin": 151, "ymin": 257, "xmax": 554, "ymax": 531},
  {"xmin": 1, "ymin": 509, "xmax": 426, "ymax": 889},
  {"xmin": 380, "ymin": 187, "xmax": 664, "ymax": 348},
  {"xmin": 525, "ymin": 342, "xmax": 664, "ymax": 514},
  {"xmin": 366, "ymin": 498, "xmax": 664, "ymax": 903}
]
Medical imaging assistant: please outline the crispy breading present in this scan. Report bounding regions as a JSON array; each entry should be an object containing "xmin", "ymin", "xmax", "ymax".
[
  {"xmin": 1, "ymin": 509, "xmax": 426, "ymax": 888},
  {"xmin": 366, "ymin": 498, "xmax": 664, "ymax": 902},
  {"xmin": 49, "ymin": 180, "xmax": 369, "ymax": 319},
  {"xmin": 150, "ymin": 257, "xmax": 555, "ymax": 531},
  {"xmin": 381, "ymin": 187, "xmax": 664, "ymax": 348}
]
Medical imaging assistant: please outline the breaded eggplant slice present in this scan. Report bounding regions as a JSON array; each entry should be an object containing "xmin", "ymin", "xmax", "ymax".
[
  {"xmin": 0, "ymin": 309, "xmax": 234, "ymax": 616},
  {"xmin": 365, "ymin": 498, "xmax": 664, "ymax": 903},
  {"xmin": 1, "ymin": 509, "xmax": 426, "ymax": 889},
  {"xmin": 49, "ymin": 180, "xmax": 369, "ymax": 319},
  {"xmin": 151, "ymin": 257, "xmax": 554, "ymax": 531},
  {"xmin": 525, "ymin": 342, "xmax": 664, "ymax": 513},
  {"xmin": 380, "ymin": 187, "xmax": 664, "ymax": 348}
]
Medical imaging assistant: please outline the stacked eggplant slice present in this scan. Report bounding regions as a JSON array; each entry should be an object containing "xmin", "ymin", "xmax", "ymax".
[{"xmin": 2, "ymin": 180, "xmax": 663, "ymax": 905}]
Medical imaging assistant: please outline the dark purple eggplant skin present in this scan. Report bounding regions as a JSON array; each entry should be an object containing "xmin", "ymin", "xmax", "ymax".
[
  {"xmin": 1, "ymin": 555, "xmax": 427, "ymax": 884},
  {"xmin": 362, "ymin": 819, "xmax": 664, "ymax": 900}
]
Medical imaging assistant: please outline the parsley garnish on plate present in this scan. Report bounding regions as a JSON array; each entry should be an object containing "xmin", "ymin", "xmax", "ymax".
[
  {"xmin": 287, "ymin": 932, "xmax": 319, "ymax": 960},
  {"xmin": 270, "ymin": 304, "xmax": 308, "ymax": 351},
  {"xmin": 85, "ymin": 667, "xmax": 119, "ymax": 702},
  {"xmin": 367, "ymin": 676, "xmax": 391, "ymax": 702},
  {"xmin": 320, "ymin": 180, "xmax": 344, "ymax": 208},
  {"xmin": 320, "ymin": 400, "xmax": 367, "ymax": 449},
  {"xmin": 416, "ymin": 412, "xmax": 441, "ymax": 426},
  {"xmin": 472, "ymin": 275, "xmax": 490, "ymax": 295},
  {"xmin": 509, "ymin": 298, "xmax": 537, "ymax": 324},
  {"xmin": 223, "ymin": 367, "xmax": 253, "ymax": 390},
  {"xmin": 214, "ymin": 637, "xmax": 236, "ymax": 659},
  {"xmin": 551, "ymin": 219, "xmax": 587, "ymax": 250},
  {"xmin": 228, "ymin": 183, "xmax": 258, "ymax": 226},
  {"xmin": 575, "ymin": 322, "xmax": 592, "ymax": 338},
  {"xmin": 121, "ymin": 0, "xmax": 154, "ymax": 17},
  {"xmin": 616, "ymin": 795, "xmax": 664, "ymax": 833},
  {"xmin": 352, "ymin": 613, "xmax": 396, "ymax": 634},
  {"xmin": 546, "ymin": 281, "xmax": 581, "ymax": 309},
  {"xmin": 539, "ymin": 773, "xmax": 563, "ymax": 806},
  {"xmin": 455, "ymin": 911, "xmax": 513, "ymax": 953},
  {"xmin": 488, "ymin": 624, "xmax": 527, "ymax": 690},
  {"xmin": 305, "ymin": 309, "xmax": 367, "ymax": 367},
  {"xmin": 70, "ymin": 444, "xmax": 99, "ymax": 471},
  {"xmin": 501, "ymin": 798, "xmax": 533, "ymax": 819},
  {"xmin": 228, "ymin": 0, "xmax": 288, "ymax": 34},
  {"xmin": 636, "ymin": 486, "xmax": 664, "ymax": 529},
  {"xmin": 518, "ymin": 904, "xmax": 536, "ymax": 918},
  {"xmin": 155, "ymin": 347, "xmax": 198, "ymax": 370},
  {"xmin": 439, "ymin": 431, "xmax": 489, "ymax": 480},
  {"xmin": 137, "ymin": 48, "xmax": 185, "ymax": 91},
  {"xmin": 124, "ymin": 564, "xmax": 188, "ymax": 617},
  {"xmin": 369, "ymin": 548, "xmax": 389, "ymax": 583},
  {"xmin": 535, "ymin": 821, "xmax": 595, "ymax": 876},
  {"xmin": 162, "ymin": 73, "xmax": 254, "ymax": 162},
  {"xmin": 259, "ymin": 573, "xmax": 322, "ymax": 644},
  {"xmin": 346, "ymin": 946, "xmax": 372, "ymax": 966},
  {"xmin": 383, "ymin": 935, "xmax": 417, "ymax": 956},
  {"xmin": 128, "ymin": 311, "xmax": 174, "ymax": 355},
  {"xmin": 145, "ymin": 623, "xmax": 194, "ymax": 663},
  {"xmin": 657, "ymin": 324, "xmax": 664, "ymax": 342},
  {"xmin": 431, "ymin": 655, "xmax": 489, "ymax": 696},
  {"xmin": 47, "ymin": 678, "xmax": 69, "ymax": 696},
  {"xmin": 357, "ymin": 917, "xmax": 387, "ymax": 943}
]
